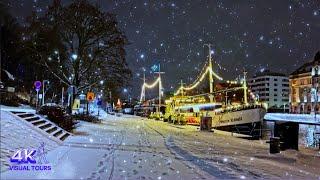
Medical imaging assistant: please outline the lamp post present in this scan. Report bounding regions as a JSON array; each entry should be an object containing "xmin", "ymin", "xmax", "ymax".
[
  {"xmin": 123, "ymin": 88, "xmax": 128, "ymax": 102},
  {"xmin": 42, "ymin": 80, "xmax": 49, "ymax": 105},
  {"xmin": 311, "ymin": 64, "xmax": 319, "ymax": 120}
]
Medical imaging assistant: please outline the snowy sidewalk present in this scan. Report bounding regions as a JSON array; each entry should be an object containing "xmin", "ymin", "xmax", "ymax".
[
  {"xmin": 0, "ymin": 111, "xmax": 59, "ymax": 173},
  {"xmin": 2, "ymin": 112, "xmax": 319, "ymax": 179},
  {"xmin": 1, "ymin": 115, "xmax": 212, "ymax": 179}
]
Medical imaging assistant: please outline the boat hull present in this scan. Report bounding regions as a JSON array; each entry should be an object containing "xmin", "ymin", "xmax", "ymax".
[{"xmin": 212, "ymin": 108, "xmax": 266, "ymax": 128}]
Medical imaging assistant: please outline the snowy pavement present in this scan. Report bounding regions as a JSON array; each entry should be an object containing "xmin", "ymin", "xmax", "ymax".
[
  {"xmin": 1, "ymin": 112, "xmax": 320, "ymax": 179},
  {"xmin": 0, "ymin": 111, "xmax": 59, "ymax": 173},
  {"xmin": 265, "ymin": 113, "xmax": 320, "ymax": 125},
  {"xmin": 0, "ymin": 105, "xmax": 36, "ymax": 113}
]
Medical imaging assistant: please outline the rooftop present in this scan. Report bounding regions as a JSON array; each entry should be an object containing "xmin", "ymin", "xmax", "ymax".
[
  {"xmin": 252, "ymin": 70, "xmax": 287, "ymax": 78},
  {"xmin": 290, "ymin": 51, "xmax": 320, "ymax": 76}
]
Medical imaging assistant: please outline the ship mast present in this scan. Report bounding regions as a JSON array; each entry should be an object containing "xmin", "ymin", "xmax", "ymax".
[
  {"xmin": 155, "ymin": 64, "xmax": 164, "ymax": 113},
  {"xmin": 243, "ymin": 70, "xmax": 248, "ymax": 105},
  {"xmin": 180, "ymin": 79, "xmax": 184, "ymax": 97},
  {"xmin": 143, "ymin": 72, "xmax": 146, "ymax": 102},
  {"xmin": 205, "ymin": 44, "xmax": 214, "ymax": 103}
]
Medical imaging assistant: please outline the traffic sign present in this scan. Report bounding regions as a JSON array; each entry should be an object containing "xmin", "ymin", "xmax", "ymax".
[
  {"xmin": 87, "ymin": 92, "xmax": 95, "ymax": 101},
  {"xmin": 97, "ymin": 99, "xmax": 102, "ymax": 106},
  {"xmin": 34, "ymin": 81, "xmax": 42, "ymax": 89}
]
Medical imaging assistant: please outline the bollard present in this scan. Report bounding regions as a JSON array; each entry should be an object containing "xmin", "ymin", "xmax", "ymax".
[
  {"xmin": 200, "ymin": 116, "xmax": 212, "ymax": 131},
  {"xmin": 269, "ymin": 137, "xmax": 280, "ymax": 154}
]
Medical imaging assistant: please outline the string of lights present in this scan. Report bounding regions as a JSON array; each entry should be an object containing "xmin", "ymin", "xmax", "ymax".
[
  {"xmin": 174, "ymin": 65, "xmax": 223, "ymax": 95},
  {"xmin": 144, "ymin": 77, "xmax": 160, "ymax": 89},
  {"xmin": 140, "ymin": 77, "xmax": 161, "ymax": 102}
]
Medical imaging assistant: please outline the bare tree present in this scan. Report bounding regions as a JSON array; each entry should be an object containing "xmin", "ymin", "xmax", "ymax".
[{"xmin": 23, "ymin": 0, "xmax": 131, "ymax": 97}]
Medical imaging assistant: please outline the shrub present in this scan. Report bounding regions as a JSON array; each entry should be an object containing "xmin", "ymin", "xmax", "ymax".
[
  {"xmin": 0, "ymin": 93, "xmax": 20, "ymax": 107},
  {"xmin": 72, "ymin": 114, "xmax": 101, "ymax": 123},
  {"xmin": 38, "ymin": 103, "xmax": 77, "ymax": 132}
]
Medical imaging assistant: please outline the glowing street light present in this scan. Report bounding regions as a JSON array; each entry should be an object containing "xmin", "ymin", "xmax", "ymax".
[
  {"xmin": 71, "ymin": 54, "xmax": 78, "ymax": 60},
  {"xmin": 100, "ymin": 80, "xmax": 104, "ymax": 85}
]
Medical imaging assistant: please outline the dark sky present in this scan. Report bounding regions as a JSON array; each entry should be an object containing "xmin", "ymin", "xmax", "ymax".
[{"xmin": 7, "ymin": 0, "xmax": 320, "ymax": 98}]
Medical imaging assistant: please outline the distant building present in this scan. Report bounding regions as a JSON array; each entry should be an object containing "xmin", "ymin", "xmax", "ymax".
[
  {"xmin": 289, "ymin": 51, "xmax": 320, "ymax": 114},
  {"xmin": 248, "ymin": 70, "xmax": 289, "ymax": 109}
]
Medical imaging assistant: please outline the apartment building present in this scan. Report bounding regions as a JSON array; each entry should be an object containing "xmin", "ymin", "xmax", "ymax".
[{"xmin": 248, "ymin": 71, "xmax": 290, "ymax": 109}]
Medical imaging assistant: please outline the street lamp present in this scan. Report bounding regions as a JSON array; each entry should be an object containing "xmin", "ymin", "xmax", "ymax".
[
  {"xmin": 42, "ymin": 80, "xmax": 49, "ymax": 105},
  {"xmin": 71, "ymin": 54, "xmax": 78, "ymax": 60},
  {"xmin": 123, "ymin": 88, "xmax": 129, "ymax": 103}
]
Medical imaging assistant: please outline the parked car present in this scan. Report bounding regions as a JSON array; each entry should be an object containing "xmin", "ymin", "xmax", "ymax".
[{"xmin": 38, "ymin": 103, "xmax": 78, "ymax": 131}]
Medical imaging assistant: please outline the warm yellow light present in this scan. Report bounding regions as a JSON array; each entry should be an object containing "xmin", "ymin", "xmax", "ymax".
[
  {"xmin": 144, "ymin": 77, "xmax": 160, "ymax": 89},
  {"xmin": 173, "ymin": 66, "xmax": 223, "ymax": 95}
]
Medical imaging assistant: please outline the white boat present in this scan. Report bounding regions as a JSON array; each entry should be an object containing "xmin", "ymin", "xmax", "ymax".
[
  {"xmin": 175, "ymin": 103, "xmax": 266, "ymax": 136},
  {"xmin": 212, "ymin": 106, "xmax": 266, "ymax": 128}
]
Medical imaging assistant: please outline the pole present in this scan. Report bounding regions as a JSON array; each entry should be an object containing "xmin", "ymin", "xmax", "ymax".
[
  {"xmin": 143, "ymin": 72, "xmax": 146, "ymax": 102},
  {"xmin": 315, "ymin": 80, "xmax": 318, "ymax": 121},
  {"xmin": 42, "ymin": 80, "xmax": 45, "ymax": 105},
  {"xmin": 61, "ymin": 87, "xmax": 64, "ymax": 106},
  {"xmin": 225, "ymin": 91, "xmax": 228, "ymax": 106},
  {"xmin": 67, "ymin": 94, "xmax": 70, "ymax": 107},
  {"xmin": 180, "ymin": 79, "xmax": 184, "ymax": 96},
  {"xmin": 243, "ymin": 70, "xmax": 248, "ymax": 105},
  {"xmin": 36, "ymin": 90, "xmax": 39, "ymax": 109},
  {"xmin": 159, "ymin": 63, "xmax": 161, "ymax": 114},
  {"xmin": 205, "ymin": 44, "xmax": 214, "ymax": 103}
]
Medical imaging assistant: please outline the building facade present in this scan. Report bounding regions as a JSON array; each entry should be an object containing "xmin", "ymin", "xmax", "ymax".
[
  {"xmin": 289, "ymin": 51, "xmax": 320, "ymax": 114},
  {"xmin": 248, "ymin": 71, "xmax": 290, "ymax": 109}
]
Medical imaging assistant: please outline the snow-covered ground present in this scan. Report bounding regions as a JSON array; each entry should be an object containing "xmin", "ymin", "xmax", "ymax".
[
  {"xmin": 0, "ymin": 111, "xmax": 59, "ymax": 172},
  {"xmin": 0, "ymin": 105, "xmax": 35, "ymax": 113},
  {"xmin": 265, "ymin": 113, "xmax": 320, "ymax": 124},
  {"xmin": 1, "ymin": 108, "xmax": 320, "ymax": 179}
]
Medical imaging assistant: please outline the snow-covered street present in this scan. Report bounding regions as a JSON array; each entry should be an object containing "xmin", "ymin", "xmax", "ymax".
[{"xmin": 1, "ymin": 111, "xmax": 320, "ymax": 179}]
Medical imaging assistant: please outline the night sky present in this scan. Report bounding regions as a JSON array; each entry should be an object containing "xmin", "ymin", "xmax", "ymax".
[{"xmin": 7, "ymin": 0, "xmax": 320, "ymax": 98}]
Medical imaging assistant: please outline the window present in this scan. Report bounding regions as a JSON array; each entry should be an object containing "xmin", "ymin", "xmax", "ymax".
[
  {"xmin": 274, "ymin": 83, "xmax": 278, "ymax": 86},
  {"xmin": 282, "ymin": 84, "xmax": 289, "ymax": 87},
  {"xmin": 274, "ymin": 78, "xmax": 278, "ymax": 81},
  {"xmin": 274, "ymin": 89, "xmax": 278, "ymax": 91}
]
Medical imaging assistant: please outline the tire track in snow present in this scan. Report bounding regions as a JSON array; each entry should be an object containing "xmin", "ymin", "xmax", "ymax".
[{"xmin": 143, "ymin": 122, "xmax": 234, "ymax": 179}]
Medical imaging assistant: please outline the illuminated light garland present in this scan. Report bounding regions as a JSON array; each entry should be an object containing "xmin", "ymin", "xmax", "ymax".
[
  {"xmin": 140, "ymin": 77, "xmax": 161, "ymax": 102},
  {"xmin": 144, "ymin": 77, "xmax": 160, "ymax": 89},
  {"xmin": 174, "ymin": 66, "xmax": 223, "ymax": 95},
  {"xmin": 208, "ymin": 68, "xmax": 223, "ymax": 81},
  {"xmin": 183, "ymin": 67, "xmax": 210, "ymax": 91}
]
